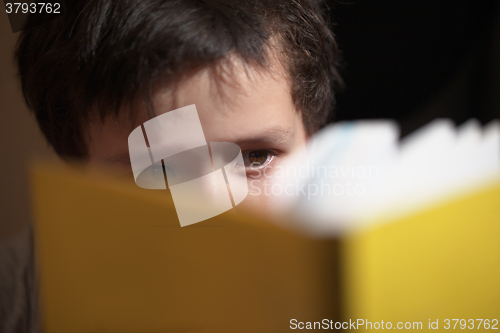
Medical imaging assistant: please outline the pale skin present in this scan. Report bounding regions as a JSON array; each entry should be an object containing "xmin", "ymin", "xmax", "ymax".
[{"xmin": 86, "ymin": 57, "xmax": 308, "ymax": 212}]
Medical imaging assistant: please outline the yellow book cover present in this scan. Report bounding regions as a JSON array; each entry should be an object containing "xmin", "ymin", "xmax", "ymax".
[{"xmin": 31, "ymin": 161, "xmax": 500, "ymax": 332}]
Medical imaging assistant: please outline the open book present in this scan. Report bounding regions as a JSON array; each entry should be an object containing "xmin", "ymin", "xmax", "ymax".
[
  {"xmin": 272, "ymin": 118, "xmax": 500, "ymax": 233},
  {"xmin": 31, "ymin": 119, "xmax": 500, "ymax": 333}
]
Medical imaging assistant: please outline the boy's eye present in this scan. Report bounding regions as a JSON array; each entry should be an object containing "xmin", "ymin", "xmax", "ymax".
[{"xmin": 243, "ymin": 149, "xmax": 276, "ymax": 169}]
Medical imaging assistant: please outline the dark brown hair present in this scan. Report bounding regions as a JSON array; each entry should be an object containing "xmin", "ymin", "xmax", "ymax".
[{"xmin": 16, "ymin": 0, "xmax": 342, "ymax": 159}]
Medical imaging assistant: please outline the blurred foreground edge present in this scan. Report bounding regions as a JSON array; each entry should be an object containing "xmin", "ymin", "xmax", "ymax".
[{"xmin": 30, "ymin": 160, "xmax": 499, "ymax": 332}]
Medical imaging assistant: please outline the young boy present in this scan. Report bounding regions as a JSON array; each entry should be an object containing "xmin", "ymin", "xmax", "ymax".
[
  {"xmin": 4, "ymin": 0, "xmax": 341, "ymax": 330},
  {"xmin": 15, "ymin": 0, "xmax": 342, "ymax": 208}
]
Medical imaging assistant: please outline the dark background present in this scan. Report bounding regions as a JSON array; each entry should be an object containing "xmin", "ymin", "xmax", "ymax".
[{"xmin": 328, "ymin": 0, "xmax": 500, "ymax": 136}]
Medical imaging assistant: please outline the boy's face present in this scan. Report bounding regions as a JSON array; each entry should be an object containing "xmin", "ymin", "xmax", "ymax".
[{"xmin": 86, "ymin": 59, "xmax": 307, "ymax": 211}]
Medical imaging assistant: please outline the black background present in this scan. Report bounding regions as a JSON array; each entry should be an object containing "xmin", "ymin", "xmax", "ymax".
[{"xmin": 328, "ymin": 0, "xmax": 500, "ymax": 136}]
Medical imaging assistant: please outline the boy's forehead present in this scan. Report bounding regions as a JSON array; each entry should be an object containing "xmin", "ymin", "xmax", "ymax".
[
  {"xmin": 154, "ymin": 63, "xmax": 294, "ymax": 138},
  {"xmin": 87, "ymin": 58, "xmax": 305, "ymax": 165}
]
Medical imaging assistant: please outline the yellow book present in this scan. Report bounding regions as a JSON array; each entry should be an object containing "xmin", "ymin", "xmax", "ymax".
[{"xmin": 31, "ymin": 161, "xmax": 500, "ymax": 332}]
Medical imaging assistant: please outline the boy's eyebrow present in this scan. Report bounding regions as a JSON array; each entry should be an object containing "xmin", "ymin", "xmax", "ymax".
[
  {"xmin": 230, "ymin": 125, "xmax": 294, "ymax": 147},
  {"xmin": 106, "ymin": 125, "xmax": 294, "ymax": 166}
]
